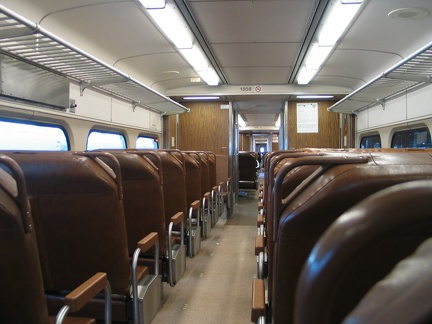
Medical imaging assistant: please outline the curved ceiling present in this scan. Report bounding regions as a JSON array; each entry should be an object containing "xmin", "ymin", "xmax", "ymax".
[{"xmin": 1, "ymin": 0, "xmax": 432, "ymax": 128}]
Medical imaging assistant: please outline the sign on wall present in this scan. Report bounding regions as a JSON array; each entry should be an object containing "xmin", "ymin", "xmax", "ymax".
[{"xmin": 297, "ymin": 102, "xmax": 318, "ymax": 133}]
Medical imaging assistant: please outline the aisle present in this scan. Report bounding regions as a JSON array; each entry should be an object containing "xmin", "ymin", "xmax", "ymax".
[{"xmin": 151, "ymin": 191, "xmax": 258, "ymax": 324}]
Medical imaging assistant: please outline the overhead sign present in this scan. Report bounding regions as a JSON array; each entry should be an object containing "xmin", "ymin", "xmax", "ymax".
[{"xmin": 239, "ymin": 85, "xmax": 263, "ymax": 93}]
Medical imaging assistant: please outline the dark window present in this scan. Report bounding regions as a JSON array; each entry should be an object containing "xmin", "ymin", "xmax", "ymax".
[
  {"xmin": 87, "ymin": 130, "xmax": 126, "ymax": 150},
  {"xmin": 360, "ymin": 134, "xmax": 381, "ymax": 148},
  {"xmin": 391, "ymin": 127, "xmax": 432, "ymax": 148},
  {"xmin": 0, "ymin": 119, "xmax": 69, "ymax": 150}
]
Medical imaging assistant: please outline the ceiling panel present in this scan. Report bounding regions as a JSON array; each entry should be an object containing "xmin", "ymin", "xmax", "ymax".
[
  {"xmin": 244, "ymin": 113, "xmax": 278, "ymax": 127},
  {"xmin": 2, "ymin": 0, "xmax": 432, "ymax": 129},
  {"xmin": 223, "ymin": 67, "xmax": 292, "ymax": 85},
  {"xmin": 188, "ymin": 0, "xmax": 312, "ymax": 43},
  {"xmin": 212, "ymin": 43, "xmax": 298, "ymax": 67}
]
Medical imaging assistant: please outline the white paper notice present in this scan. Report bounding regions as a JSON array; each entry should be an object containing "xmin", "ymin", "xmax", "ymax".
[{"xmin": 297, "ymin": 103, "xmax": 318, "ymax": 133}]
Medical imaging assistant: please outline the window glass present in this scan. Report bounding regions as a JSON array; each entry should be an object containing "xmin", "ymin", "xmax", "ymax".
[
  {"xmin": 0, "ymin": 120, "xmax": 68, "ymax": 150},
  {"xmin": 87, "ymin": 130, "xmax": 126, "ymax": 150},
  {"xmin": 392, "ymin": 127, "xmax": 432, "ymax": 148},
  {"xmin": 360, "ymin": 134, "xmax": 381, "ymax": 149},
  {"xmin": 136, "ymin": 136, "xmax": 159, "ymax": 149}
]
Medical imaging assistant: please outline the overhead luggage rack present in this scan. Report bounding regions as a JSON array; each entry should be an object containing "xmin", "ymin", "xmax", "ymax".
[
  {"xmin": 0, "ymin": 5, "xmax": 189, "ymax": 115},
  {"xmin": 329, "ymin": 40, "xmax": 432, "ymax": 114}
]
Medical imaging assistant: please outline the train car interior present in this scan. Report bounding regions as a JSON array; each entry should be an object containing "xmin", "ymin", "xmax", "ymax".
[{"xmin": 0, "ymin": 0, "xmax": 432, "ymax": 323}]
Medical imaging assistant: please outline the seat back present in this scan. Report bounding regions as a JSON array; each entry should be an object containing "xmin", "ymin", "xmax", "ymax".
[
  {"xmin": 207, "ymin": 151, "xmax": 217, "ymax": 188},
  {"xmin": 238, "ymin": 151, "xmax": 258, "ymax": 189},
  {"xmin": 150, "ymin": 150, "xmax": 187, "ymax": 226},
  {"xmin": 343, "ymin": 236, "xmax": 432, "ymax": 324},
  {"xmin": 198, "ymin": 152, "xmax": 211, "ymax": 197},
  {"xmin": 99, "ymin": 151, "xmax": 166, "ymax": 258},
  {"xmin": 272, "ymin": 152, "xmax": 432, "ymax": 323},
  {"xmin": 1, "ymin": 151, "xmax": 131, "ymax": 295},
  {"xmin": 216, "ymin": 154, "xmax": 230, "ymax": 213},
  {"xmin": 0, "ymin": 154, "xmax": 49, "ymax": 323},
  {"xmin": 295, "ymin": 180, "xmax": 432, "ymax": 324},
  {"xmin": 183, "ymin": 151, "xmax": 201, "ymax": 208}
]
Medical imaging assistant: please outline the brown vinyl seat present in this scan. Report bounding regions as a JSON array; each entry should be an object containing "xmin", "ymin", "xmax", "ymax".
[
  {"xmin": 254, "ymin": 148, "xmax": 432, "ymax": 323},
  {"xmin": 256, "ymin": 150, "xmax": 322, "ymax": 283},
  {"xmin": 96, "ymin": 151, "xmax": 166, "ymax": 280},
  {"xmin": 295, "ymin": 180, "xmax": 432, "ymax": 324},
  {"xmin": 0, "ymin": 151, "xmax": 158, "ymax": 323},
  {"xmin": 343, "ymin": 236, "xmax": 432, "ymax": 324},
  {"xmin": 136, "ymin": 149, "xmax": 187, "ymax": 286},
  {"xmin": 270, "ymin": 152, "xmax": 432, "ymax": 323},
  {"xmin": 182, "ymin": 151, "xmax": 202, "ymax": 257},
  {"xmin": 215, "ymin": 153, "xmax": 231, "ymax": 217},
  {"xmin": 0, "ymin": 154, "xmax": 111, "ymax": 324},
  {"xmin": 197, "ymin": 151, "xmax": 212, "ymax": 238},
  {"xmin": 206, "ymin": 151, "xmax": 224, "ymax": 226},
  {"xmin": 239, "ymin": 151, "xmax": 259, "ymax": 190}
]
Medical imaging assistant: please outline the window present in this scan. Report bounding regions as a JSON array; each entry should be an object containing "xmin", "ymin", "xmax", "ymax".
[
  {"xmin": 392, "ymin": 127, "xmax": 432, "ymax": 148},
  {"xmin": 86, "ymin": 130, "xmax": 126, "ymax": 150},
  {"xmin": 0, "ymin": 119, "xmax": 68, "ymax": 150},
  {"xmin": 360, "ymin": 134, "xmax": 381, "ymax": 149},
  {"xmin": 136, "ymin": 136, "xmax": 159, "ymax": 149}
]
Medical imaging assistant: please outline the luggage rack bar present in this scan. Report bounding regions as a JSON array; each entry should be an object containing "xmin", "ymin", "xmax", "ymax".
[
  {"xmin": 0, "ymin": 5, "xmax": 189, "ymax": 115},
  {"xmin": 329, "ymin": 40, "xmax": 432, "ymax": 114}
]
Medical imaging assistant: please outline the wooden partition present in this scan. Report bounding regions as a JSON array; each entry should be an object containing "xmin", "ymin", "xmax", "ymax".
[
  {"xmin": 175, "ymin": 101, "xmax": 229, "ymax": 155},
  {"xmin": 239, "ymin": 133, "xmax": 251, "ymax": 151},
  {"xmin": 288, "ymin": 101, "xmax": 339, "ymax": 149}
]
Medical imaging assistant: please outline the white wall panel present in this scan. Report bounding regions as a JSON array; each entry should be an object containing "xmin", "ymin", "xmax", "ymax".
[
  {"xmin": 69, "ymin": 82, "xmax": 161, "ymax": 131},
  {"xmin": 407, "ymin": 84, "xmax": 432, "ymax": 119},
  {"xmin": 111, "ymin": 101, "xmax": 150, "ymax": 129},
  {"xmin": 356, "ymin": 110, "xmax": 369, "ymax": 131},
  {"xmin": 70, "ymin": 83, "xmax": 113, "ymax": 121},
  {"xmin": 368, "ymin": 95, "xmax": 406, "ymax": 128},
  {"xmin": 149, "ymin": 112, "xmax": 162, "ymax": 132}
]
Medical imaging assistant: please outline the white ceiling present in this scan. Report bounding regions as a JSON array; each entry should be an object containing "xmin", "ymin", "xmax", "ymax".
[{"xmin": 2, "ymin": 0, "xmax": 432, "ymax": 130}]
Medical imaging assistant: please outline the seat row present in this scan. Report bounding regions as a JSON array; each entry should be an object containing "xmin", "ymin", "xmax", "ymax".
[
  {"xmin": 0, "ymin": 149, "xmax": 230, "ymax": 324},
  {"xmin": 239, "ymin": 151, "xmax": 260, "ymax": 190},
  {"xmin": 252, "ymin": 148, "xmax": 432, "ymax": 323}
]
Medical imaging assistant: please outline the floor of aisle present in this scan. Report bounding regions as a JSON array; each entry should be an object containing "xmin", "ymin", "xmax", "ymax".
[{"xmin": 151, "ymin": 189, "xmax": 258, "ymax": 324}]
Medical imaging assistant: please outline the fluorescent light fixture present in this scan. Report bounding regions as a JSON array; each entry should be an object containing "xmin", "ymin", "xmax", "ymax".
[
  {"xmin": 317, "ymin": 0, "xmax": 363, "ymax": 46},
  {"xmin": 297, "ymin": 0, "xmax": 363, "ymax": 84},
  {"xmin": 296, "ymin": 95, "xmax": 334, "ymax": 99},
  {"xmin": 297, "ymin": 67, "xmax": 318, "ymax": 85},
  {"xmin": 304, "ymin": 43, "xmax": 332, "ymax": 70},
  {"xmin": 142, "ymin": 0, "xmax": 193, "ymax": 49},
  {"xmin": 340, "ymin": 0, "xmax": 363, "ymax": 4},
  {"xmin": 197, "ymin": 68, "xmax": 220, "ymax": 86},
  {"xmin": 183, "ymin": 96, "xmax": 220, "ymax": 100},
  {"xmin": 180, "ymin": 45, "xmax": 209, "ymax": 71},
  {"xmin": 238, "ymin": 114, "xmax": 246, "ymax": 127},
  {"xmin": 140, "ymin": 0, "xmax": 220, "ymax": 86},
  {"xmin": 139, "ymin": 0, "xmax": 165, "ymax": 9}
]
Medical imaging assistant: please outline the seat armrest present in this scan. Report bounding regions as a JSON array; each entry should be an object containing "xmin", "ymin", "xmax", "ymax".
[
  {"xmin": 258, "ymin": 200, "xmax": 264, "ymax": 211},
  {"xmin": 137, "ymin": 232, "xmax": 159, "ymax": 253},
  {"xmin": 189, "ymin": 201, "xmax": 200, "ymax": 226},
  {"xmin": 64, "ymin": 272, "xmax": 109, "ymax": 312},
  {"xmin": 251, "ymin": 279, "xmax": 266, "ymax": 322},
  {"xmin": 168, "ymin": 212, "xmax": 185, "ymax": 287},
  {"xmin": 171, "ymin": 211, "xmax": 184, "ymax": 225},
  {"xmin": 56, "ymin": 272, "xmax": 112, "ymax": 324},
  {"xmin": 190, "ymin": 200, "xmax": 200, "ymax": 212},
  {"xmin": 257, "ymin": 214, "xmax": 264, "ymax": 228},
  {"xmin": 255, "ymin": 234, "xmax": 265, "ymax": 256}
]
